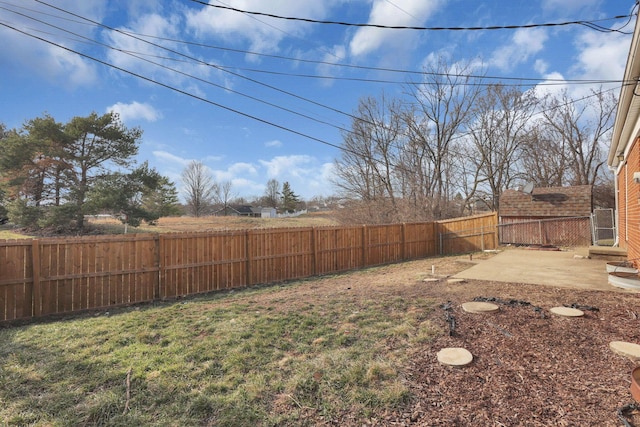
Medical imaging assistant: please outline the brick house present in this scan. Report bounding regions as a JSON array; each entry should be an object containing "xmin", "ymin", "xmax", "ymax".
[
  {"xmin": 499, "ymin": 185, "xmax": 593, "ymax": 246},
  {"xmin": 608, "ymin": 16, "xmax": 640, "ymax": 265}
]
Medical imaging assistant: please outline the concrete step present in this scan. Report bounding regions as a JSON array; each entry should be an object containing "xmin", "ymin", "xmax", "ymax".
[{"xmin": 588, "ymin": 245, "xmax": 627, "ymax": 260}]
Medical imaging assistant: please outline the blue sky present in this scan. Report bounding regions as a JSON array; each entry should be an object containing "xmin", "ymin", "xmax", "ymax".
[{"xmin": 0, "ymin": 0, "xmax": 635, "ymax": 201}]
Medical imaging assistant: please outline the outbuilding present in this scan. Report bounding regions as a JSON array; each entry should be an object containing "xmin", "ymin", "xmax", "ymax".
[{"xmin": 498, "ymin": 185, "xmax": 593, "ymax": 246}]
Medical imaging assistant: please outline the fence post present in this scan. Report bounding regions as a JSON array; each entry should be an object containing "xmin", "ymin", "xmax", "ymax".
[
  {"xmin": 245, "ymin": 230, "xmax": 252, "ymax": 286},
  {"xmin": 311, "ymin": 227, "xmax": 317, "ymax": 276},
  {"xmin": 401, "ymin": 223, "xmax": 406, "ymax": 260},
  {"xmin": 155, "ymin": 235, "xmax": 162, "ymax": 300},
  {"xmin": 361, "ymin": 225, "xmax": 367, "ymax": 268},
  {"xmin": 481, "ymin": 226, "xmax": 485, "ymax": 252},
  {"xmin": 30, "ymin": 239, "xmax": 40, "ymax": 318}
]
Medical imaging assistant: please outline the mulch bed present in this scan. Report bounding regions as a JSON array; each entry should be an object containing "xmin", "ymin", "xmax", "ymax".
[{"xmin": 400, "ymin": 280, "xmax": 640, "ymax": 426}]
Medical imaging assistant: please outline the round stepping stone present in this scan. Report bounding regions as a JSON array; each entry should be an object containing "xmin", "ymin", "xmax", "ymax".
[
  {"xmin": 423, "ymin": 278, "xmax": 440, "ymax": 283},
  {"xmin": 461, "ymin": 301, "xmax": 499, "ymax": 313},
  {"xmin": 549, "ymin": 307, "xmax": 584, "ymax": 317},
  {"xmin": 610, "ymin": 341, "xmax": 640, "ymax": 361},
  {"xmin": 448, "ymin": 278, "xmax": 465, "ymax": 284},
  {"xmin": 437, "ymin": 347, "xmax": 473, "ymax": 366}
]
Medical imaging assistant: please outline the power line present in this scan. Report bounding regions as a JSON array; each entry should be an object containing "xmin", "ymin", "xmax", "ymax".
[
  {"xmin": 0, "ymin": 2, "xmax": 627, "ymax": 188},
  {"xmin": 6, "ymin": 0, "xmax": 623, "ymax": 174},
  {"xmin": 1, "ymin": 19, "xmax": 625, "ymax": 200},
  {"xmin": 382, "ymin": 0, "xmax": 422, "ymax": 24},
  {"xmin": 70, "ymin": 26, "xmax": 632, "ymax": 86},
  {"xmin": 0, "ymin": 21, "xmax": 348, "ymax": 153},
  {"xmin": 3, "ymin": 1, "xmax": 630, "ymax": 87},
  {"xmin": 0, "ymin": 4, "xmax": 355, "ymax": 136},
  {"xmin": 212, "ymin": 0, "xmax": 345, "ymax": 64},
  {"xmin": 33, "ymin": 0, "xmax": 366, "ymax": 125},
  {"xmin": 3, "ymin": 4, "xmax": 626, "ymax": 138},
  {"xmin": 188, "ymin": 0, "xmax": 633, "ymax": 33}
]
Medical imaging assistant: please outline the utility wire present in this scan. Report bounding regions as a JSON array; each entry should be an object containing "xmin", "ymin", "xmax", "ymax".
[
  {"xmin": 33, "ymin": 0, "xmax": 367, "ymax": 125},
  {"xmin": 382, "ymin": 0, "xmax": 422, "ymax": 24},
  {"xmin": 0, "ymin": 5, "xmax": 624, "ymax": 149},
  {"xmin": 0, "ymin": 21, "xmax": 347, "ymax": 152},
  {"xmin": 1, "ymin": 20, "xmax": 626, "ymax": 197},
  {"xmin": 65, "ymin": 26, "xmax": 634, "ymax": 86},
  {"xmin": 6, "ymin": 1, "xmax": 623, "ymax": 176},
  {"xmin": 3, "ymin": 1, "xmax": 631, "ymax": 86},
  {"xmin": 0, "ymin": 3, "xmax": 628, "ymax": 186},
  {"xmin": 188, "ymin": 0, "xmax": 633, "ymax": 33},
  {"xmin": 212, "ymin": 0, "xmax": 345, "ymax": 64},
  {"xmin": 0, "ymin": 4, "xmax": 354, "ymax": 135}
]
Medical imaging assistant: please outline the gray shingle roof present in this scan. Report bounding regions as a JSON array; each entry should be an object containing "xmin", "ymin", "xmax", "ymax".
[{"xmin": 499, "ymin": 185, "xmax": 593, "ymax": 217}]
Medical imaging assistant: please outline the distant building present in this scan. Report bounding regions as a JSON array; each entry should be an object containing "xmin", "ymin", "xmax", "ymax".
[
  {"xmin": 214, "ymin": 205, "xmax": 261, "ymax": 217},
  {"xmin": 261, "ymin": 207, "xmax": 276, "ymax": 218}
]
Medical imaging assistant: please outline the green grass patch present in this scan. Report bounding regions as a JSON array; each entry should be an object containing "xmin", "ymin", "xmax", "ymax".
[{"xmin": 0, "ymin": 281, "xmax": 440, "ymax": 426}]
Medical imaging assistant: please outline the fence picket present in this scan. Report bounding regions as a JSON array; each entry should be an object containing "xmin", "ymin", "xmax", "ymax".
[{"xmin": 0, "ymin": 213, "xmax": 497, "ymax": 322}]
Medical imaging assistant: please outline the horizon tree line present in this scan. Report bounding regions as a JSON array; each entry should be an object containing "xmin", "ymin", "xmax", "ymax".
[{"xmin": 333, "ymin": 58, "xmax": 617, "ymax": 224}]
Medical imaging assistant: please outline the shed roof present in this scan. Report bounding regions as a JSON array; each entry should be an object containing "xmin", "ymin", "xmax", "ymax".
[{"xmin": 499, "ymin": 185, "xmax": 593, "ymax": 218}]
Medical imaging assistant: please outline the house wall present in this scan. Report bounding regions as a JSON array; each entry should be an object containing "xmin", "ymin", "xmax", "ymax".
[{"xmin": 618, "ymin": 137, "xmax": 640, "ymax": 265}]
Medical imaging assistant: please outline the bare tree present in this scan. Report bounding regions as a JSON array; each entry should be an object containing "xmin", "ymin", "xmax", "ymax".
[
  {"xmin": 403, "ymin": 57, "xmax": 482, "ymax": 218},
  {"xmin": 333, "ymin": 94, "xmax": 405, "ymax": 222},
  {"xmin": 540, "ymin": 89, "xmax": 616, "ymax": 186},
  {"xmin": 213, "ymin": 180, "xmax": 235, "ymax": 212},
  {"xmin": 263, "ymin": 178, "xmax": 280, "ymax": 208},
  {"xmin": 519, "ymin": 124, "xmax": 567, "ymax": 187},
  {"xmin": 181, "ymin": 160, "xmax": 215, "ymax": 217},
  {"xmin": 465, "ymin": 84, "xmax": 538, "ymax": 210}
]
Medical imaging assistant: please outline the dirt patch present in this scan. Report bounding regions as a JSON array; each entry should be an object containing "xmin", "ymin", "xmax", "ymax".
[{"xmin": 240, "ymin": 253, "xmax": 640, "ymax": 426}]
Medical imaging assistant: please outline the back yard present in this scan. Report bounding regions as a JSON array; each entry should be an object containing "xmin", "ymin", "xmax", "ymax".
[{"xmin": 1, "ymin": 252, "xmax": 639, "ymax": 426}]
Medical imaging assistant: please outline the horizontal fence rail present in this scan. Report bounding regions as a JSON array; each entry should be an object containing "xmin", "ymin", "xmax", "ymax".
[{"xmin": 0, "ymin": 213, "xmax": 497, "ymax": 322}]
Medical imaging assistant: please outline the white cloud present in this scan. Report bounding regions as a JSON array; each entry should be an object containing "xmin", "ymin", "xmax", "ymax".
[
  {"xmin": 152, "ymin": 150, "xmax": 192, "ymax": 167},
  {"xmin": 209, "ymin": 162, "xmax": 257, "ymax": 184},
  {"xmin": 259, "ymin": 155, "xmax": 314, "ymax": 178},
  {"xmin": 349, "ymin": 0, "xmax": 443, "ymax": 57},
  {"xmin": 0, "ymin": 0, "xmax": 113, "ymax": 88},
  {"xmin": 228, "ymin": 162, "xmax": 258, "ymax": 175},
  {"xmin": 0, "ymin": 0, "xmax": 104, "ymax": 87},
  {"xmin": 530, "ymin": 18, "xmax": 633, "ymax": 100},
  {"xmin": 307, "ymin": 162, "xmax": 337, "ymax": 195},
  {"xmin": 185, "ymin": 1, "xmax": 339, "ymax": 53},
  {"xmin": 151, "ymin": 152, "xmax": 334, "ymax": 199},
  {"xmin": 490, "ymin": 28, "xmax": 548, "ymax": 71},
  {"xmin": 265, "ymin": 140, "xmax": 283, "ymax": 148},
  {"xmin": 229, "ymin": 177, "xmax": 264, "ymax": 195},
  {"xmin": 533, "ymin": 71, "xmax": 568, "ymax": 99},
  {"xmin": 107, "ymin": 101, "xmax": 162, "ymax": 123},
  {"xmin": 572, "ymin": 29, "xmax": 631, "ymax": 83},
  {"xmin": 316, "ymin": 44, "xmax": 348, "ymax": 86},
  {"xmin": 104, "ymin": 12, "xmax": 214, "ymax": 86},
  {"xmin": 534, "ymin": 59, "xmax": 549, "ymax": 75}
]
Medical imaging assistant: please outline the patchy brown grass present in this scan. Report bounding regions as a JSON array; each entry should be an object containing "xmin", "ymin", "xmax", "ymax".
[
  {"xmin": 88, "ymin": 212, "xmax": 341, "ymax": 234},
  {"xmin": 2, "ymin": 252, "xmax": 639, "ymax": 425}
]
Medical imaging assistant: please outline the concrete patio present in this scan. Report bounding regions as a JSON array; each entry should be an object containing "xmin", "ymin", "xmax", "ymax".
[{"xmin": 452, "ymin": 247, "xmax": 638, "ymax": 293}]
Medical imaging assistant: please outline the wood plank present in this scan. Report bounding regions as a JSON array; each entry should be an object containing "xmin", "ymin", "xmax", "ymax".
[
  {"xmin": 1, "ymin": 214, "xmax": 499, "ymax": 323},
  {"xmin": 87, "ymin": 239, "xmax": 97, "ymax": 309}
]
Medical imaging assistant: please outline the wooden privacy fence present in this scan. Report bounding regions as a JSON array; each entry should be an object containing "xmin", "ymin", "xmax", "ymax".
[
  {"xmin": 498, "ymin": 216, "xmax": 592, "ymax": 247},
  {"xmin": 0, "ymin": 212, "xmax": 497, "ymax": 322}
]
